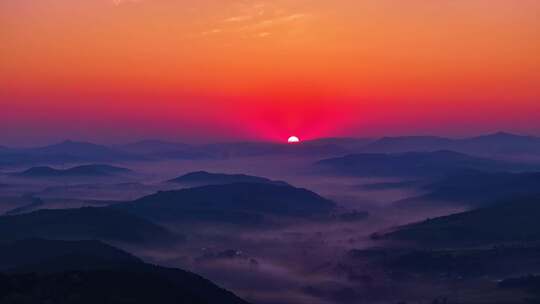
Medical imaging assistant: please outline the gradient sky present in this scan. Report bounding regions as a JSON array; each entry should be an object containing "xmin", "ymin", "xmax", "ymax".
[{"xmin": 1, "ymin": 0, "xmax": 539, "ymax": 145}]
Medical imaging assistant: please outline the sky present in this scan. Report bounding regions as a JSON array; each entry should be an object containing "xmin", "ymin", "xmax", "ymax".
[{"xmin": 1, "ymin": 0, "xmax": 539, "ymax": 145}]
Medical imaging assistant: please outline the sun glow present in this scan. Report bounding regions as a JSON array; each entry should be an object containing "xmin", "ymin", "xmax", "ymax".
[{"xmin": 288, "ymin": 136, "xmax": 300, "ymax": 143}]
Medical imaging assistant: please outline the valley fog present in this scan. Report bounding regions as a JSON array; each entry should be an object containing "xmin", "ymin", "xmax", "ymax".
[
  {"xmin": 0, "ymin": 156, "xmax": 463, "ymax": 304},
  {"xmin": 2, "ymin": 135, "xmax": 540, "ymax": 304}
]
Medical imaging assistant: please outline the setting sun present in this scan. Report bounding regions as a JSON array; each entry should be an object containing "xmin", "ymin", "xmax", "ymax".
[{"xmin": 288, "ymin": 136, "xmax": 300, "ymax": 143}]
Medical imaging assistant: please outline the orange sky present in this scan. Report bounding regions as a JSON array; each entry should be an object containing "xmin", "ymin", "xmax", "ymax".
[{"xmin": 1, "ymin": 0, "xmax": 539, "ymax": 144}]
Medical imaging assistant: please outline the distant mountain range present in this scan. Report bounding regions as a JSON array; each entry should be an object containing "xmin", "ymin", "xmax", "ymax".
[
  {"xmin": 113, "ymin": 182, "xmax": 336, "ymax": 224},
  {"xmin": 120, "ymin": 140, "xmax": 192, "ymax": 154},
  {"xmin": 0, "ymin": 207, "xmax": 179, "ymax": 245},
  {"xmin": 168, "ymin": 171, "xmax": 289, "ymax": 187},
  {"xmin": 118, "ymin": 138, "xmax": 365, "ymax": 159},
  {"xmin": 0, "ymin": 140, "xmax": 141, "ymax": 166},
  {"xmin": 2, "ymin": 132, "xmax": 540, "ymax": 166},
  {"xmin": 13, "ymin": 164, "xmax": 132, "ymax": 178},
  {"xmin": 375, "ymin": 195, "xmax": 540, "ymax": 246},
  {"xmin": 359, "ymin": 132, "xmax": 540, "ymax": 157},
  {"xmin": 34, "ymin": 182, "xmax": 159, "ymax": 201},
  {"xmin": 118, "ymin": 140, "xmax": 212, "ymax": 160},
  {"xmin": 29, "ymin": 140, "xmax": 131, "ymax": 159},
  {"xmin": 197, "ymin": 141, "xmax": 352, "ymax": 158},
  {"xmin": 0, "ymin": 239, "xmax": 250, "ymax": 304},
  {"xmin": 395, "ymin": 170, "xmax": 540, "ymax": 208},
  {"xmin": 314, "ymin": 150, "xmax": 537, "ymax": 177}
]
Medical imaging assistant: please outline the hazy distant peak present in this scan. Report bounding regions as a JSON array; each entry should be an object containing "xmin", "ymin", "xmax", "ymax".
[
  {"xmin": 49, "ymin": 139, "xmax": 99, "ymax": 147},
  {"xmin": 469, "ymin": 131, "xmax": 536, "ymax": 141},
  {"xmin": 379, "ymin": 135, "xmax": 450, "ymax": 141},
  {"xmin": 124, "ymin": 139, "xmax": 190, "ymax": 147},
  {"xmin": 168, "ymin": 171, "xmax": 289, "ymax": 186},
  {"xmin": 315, "ymin": 150, "xmax": 537, "ymax": 177},
  {"xmin": 114, "ymin": 182, "xmax": 336, "ymax": 223},
  {"xmin": 15, "ymin": 164, "xmax": 132, "ymax": 178}
]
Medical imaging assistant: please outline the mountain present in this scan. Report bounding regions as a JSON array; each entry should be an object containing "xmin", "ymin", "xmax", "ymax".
[
  {"xmin": 375, "ymin": 195, "xmax": 540, "ymax": 246},
  {"xmin": 113, "ymin": 183, "xmax": 336, "ymax": 223},
  {"xmin": 345, "ymin": 245, "xmax": 540, "ymax": 282},
  {"xmin": 358, "ymin": 180, "xmax": 423, "ymax": 191},
  {"xmin": 360, "ymin": 136, "xmax": 454, "ymax": 153},
  {"xmin": 26, "ymin": 140, "xmax": 139, "ymax": 161},
  {"xmin": 199, "ymin": 139, "xmax": 365, "ymax": 158},
  {"xmin": 0, "ymin": 207, "xmax": 178, "ymax": 244},
  {"xmin": 168, "ymin": 171, "xmax": 289, "ymax": 187},
  {"xmin": 0, "ymin": 239, "xmax": 250, "ymax": 304},
  {"xmin": 35, "ymin": 182, "xmax": 159, "ymax": 201},
  {"xmin": 3, "ymin": 197, "xmax": 45, "ymax": 216},
  {"xmin": 314, "ymin": 150, "xmax": 534, "ymax": 177},
  {"xmin": 119, "ymin": 140, "xmax": 211, "ymax": 159},
  {"xmin": 300, "ymin": 137, "xmax": 374, "ymax": 150},
  {"xmin": 359, "ymin": 132, "xmax": 540, "ymax": 157},
  {"xmin": 499, "ymin": 275, "xmax": 540, "ymax": 299},
  {"xmin": 0, "ymin": 140, "xmax": 141, "ymax": 166},
  {"xmin": 120, "ymin": 140, "xmax": 191, "ymax": 154},
  {"xmin": 118, "ymin": 137, "xmax": 373, "ymax": 159},
  {"xmin": 395, "ymin": 171, "xmax": 540, "ymax": 208},
  {"xmin": 14, "ymin": 164, "xmax": 132, "ymax": 178},
  {"xmin": 0, "ymin": 239, "xmax": 142, "ymax": 273},
  {"xmin": 460, "ymin": 132, "xmax": 540, "ymax": 155}
]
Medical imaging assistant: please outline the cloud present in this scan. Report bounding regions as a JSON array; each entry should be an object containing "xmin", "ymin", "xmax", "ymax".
[
  {"xmin": 257, "ymin": 32, "xmax": 271, "ymax": 38},
  {"xmin": 201, "ymin": 28, "xmax": 224, "ymax": 36},
  {"xmin": 196, "ymin": 1, "xmax": 311, "ymax": 40},
  {"xmin": 224, "ymin": 15, "xmax": 254, "ymax": 23},
  {"xmin": 238, "ymin": 13, "xmax": 308, "ymax": 32},
  {"xmin": 112, "ymin": 0, "xmax": 141, "ymax": 6}
]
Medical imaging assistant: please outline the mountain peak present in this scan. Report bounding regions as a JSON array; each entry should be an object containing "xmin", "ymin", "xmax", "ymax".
[
  {"xmin": 168, "ymin": 171, "xmax": 289, "ymax": 187},
  {"xmin": 489, "ymin": 131, "xmax": 519, "ymax": 137}
]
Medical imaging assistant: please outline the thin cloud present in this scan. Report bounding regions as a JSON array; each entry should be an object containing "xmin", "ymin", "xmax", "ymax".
[
  {"xmin": 224, "ymin": 15, "xmax": 254, "ymax": 23},
  {"xmin": 197, "ymin": 1, "xmax": 311, "ymax": 40},
  {"xmin": 257, "ymin": 32, "xmax": 271, "ymax": 38},
  {"xmin": 112, "ymin": 0, "xmax": 141, "ymax": 6},
  {"xmin": 239, "ymin": 13, "xmax": 309, "ymax": 31},
  {"xmin": 201, "ymin": 28, "xmax": 224, "ymax": 36}
]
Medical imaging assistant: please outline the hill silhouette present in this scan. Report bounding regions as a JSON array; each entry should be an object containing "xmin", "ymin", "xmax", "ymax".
[
  {"xmin": 395, "ymin": 170, "xmax": 540, "ymax": 208},
  {"xmin": 0, "ymin": 239, "xmax": 250, "ymax": 304},
  {"xmin": 119, "ymin": 140, "xmax": 212, "ymax": 159},
  {"xmin": 0, "ymin": 140, "xmax": 140, "ymax": 166},
  {"xmin": 0, "ymin": 239, "xmax": 142, "ymax": 273},
  {"xmin": 168, "ymin": 171, "xmax": 289, "ymax": 187},
  {"xmin": 0, "ymin": 207, "xmax": 178, "ymax": 244},
  {"xmin": 376, "ymin": 195, "xmax": 540, "ymax": 246},
  {"xmin": 14, "ymin": 164, "xmax": 132, "ymax": 178},
  {"xmin": 360, "ymin": 132, "xmax": 540, "ymax": 157},
  {"xmin": 315, "ymin": 150, "xmax": 536, "ymax": 177},
  {"xmin": 114, "ymin": 182, "xmax": 335, "ymax": 224}
]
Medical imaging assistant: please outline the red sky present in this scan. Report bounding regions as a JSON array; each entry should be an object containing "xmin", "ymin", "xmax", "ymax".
[{"xmin": 1, "ymin": 0, "xmax": 539, "ymax": 145}]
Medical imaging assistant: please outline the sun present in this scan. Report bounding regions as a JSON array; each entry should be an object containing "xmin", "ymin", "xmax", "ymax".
[{"xmin": 288, "ymin": 136, "xmax": 300, "ymax": 144}]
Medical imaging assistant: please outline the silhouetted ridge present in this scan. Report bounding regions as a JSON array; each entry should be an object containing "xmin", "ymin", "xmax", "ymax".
[
  {"xmin": 376, "ymin": 195, "xmax": 540, "ymax": 246},
  {"xmin": 359, "ymin": 132, "xmax": 540, "ymax": 156},
  {"xmin": 14, "ymin": 164, "xmax": 131, "ymax": 178},
  {"xmin": 0, "ymin": 207, "xmax": 178, "ymax": 244},
  {"xmin": 0, "ymin": 239, "xmax": 250, "ymax": 304},
  {"xmin": 0, "ymin": 140, "xmax": 140, "ymax": 166},
  {"xmin": 168, "ymin": 171, "xmax": 289, "ymax": 186},
  {"xmin": 315, "ymin": 150, "xmax": 536, "ymax": 177},
  {"xmin": 0, "ymin": 239, "xmax": 142, "ymax": 272},
  {"xmin": 114, "ymin": 182, "xmax": 335, "ymax": 223},
  {"xmin": 395, "ymin": 170, "xmax": 540, "ymax": 207}
]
